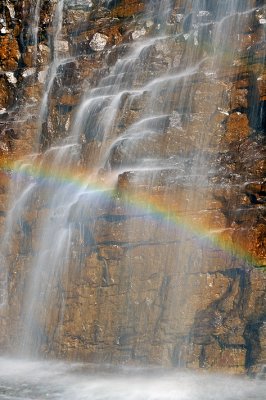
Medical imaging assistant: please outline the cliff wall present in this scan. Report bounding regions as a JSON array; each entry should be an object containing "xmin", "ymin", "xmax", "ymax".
[{"xmin": 0, "ymin": 0, "xmax": 265, "ymax": 375}]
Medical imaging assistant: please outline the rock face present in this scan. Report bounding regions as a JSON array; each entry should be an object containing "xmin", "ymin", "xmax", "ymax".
[{"xmin": 0, "ymin": 0, "xmax": 265, "ymax": 376}]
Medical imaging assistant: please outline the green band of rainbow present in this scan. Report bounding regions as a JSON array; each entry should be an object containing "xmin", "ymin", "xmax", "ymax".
[{"xmin": 0, "ymin": 157, "xmax": 264, "ymax": 269}]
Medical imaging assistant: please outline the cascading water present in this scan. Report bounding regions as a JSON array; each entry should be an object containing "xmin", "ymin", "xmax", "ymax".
[
  {"xmin": 0, "ymin": 0, "xmax": 68, "ymax": 351},
  {"xmin": 0, "ymin": 0, "xmax": 265, "ymax": 398}
]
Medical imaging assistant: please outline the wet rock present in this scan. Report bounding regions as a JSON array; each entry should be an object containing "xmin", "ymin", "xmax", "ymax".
[
  {"xmin": 0, "ymin": 35, "xmax": 20, "ymax": 71},
  {"xmin": 55, "ymin": 40, "xmax": 69, "ymax": 58},
  {"xmin": 0, "ymin": 76, "xmax": 13, "ymax": 109},
  {"xmin": 225, "ymin": 112, "xmax": 250, "ymax": 143},
  {"xmin": 131, "ymin": 27, "xmax": 146, "ymax": 40},
  {"xmin": 257, "ymin": 73, "xmax": 266, "ymax": 100},
  {"xmin": 231, "ymin": 87, "xmax": 248, "ymax": 110},
  {"xmin": 0, "ymin": 0, "xmax": 265, "ymax": 374},
  {"xmin": 110, "ymin": 0, "xmax": 145, "ymax": 18},
  {"xmin": 98, "ymin": 244, "xmax": 125, "ymax": 260},
  {"xmin": 37, "ymin": 43, "xmax": 50, "ymax": 66},
  {"xmin": 89, "ymin": 32, "xmax": 109, "ymax": 52},
  {"xmin": 22, "ymin": 46, "xmax": 36, "ymax": 67},
  {"xmin": 21, "ymin": 67, "xmax": 36, "ymax": 79},
  {"xmin": 244, "ymin": 182, "xmax": 266, "ymax": 204}
]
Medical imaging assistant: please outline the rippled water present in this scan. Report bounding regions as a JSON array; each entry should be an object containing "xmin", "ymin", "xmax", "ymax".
[{"xmin": 0, "ymin": 358, "xmax": 265, "ymax": 400}]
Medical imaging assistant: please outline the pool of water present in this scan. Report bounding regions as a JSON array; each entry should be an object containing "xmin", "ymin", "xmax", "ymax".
[{"xmin": 0, "ymin": 357, "xmax": 265, "ymax": 400}]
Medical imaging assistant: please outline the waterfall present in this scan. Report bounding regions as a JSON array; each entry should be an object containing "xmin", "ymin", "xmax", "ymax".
[
  {"xmin": 0, "ymin": 0, "xmax": 264, "ymax": 372},
  {"xmin": 24, "ymin": 0, "xmax": 41, "ymax": 67}
]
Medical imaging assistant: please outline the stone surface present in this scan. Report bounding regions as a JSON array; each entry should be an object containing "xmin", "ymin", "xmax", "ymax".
[
  {"xmin": 0, "ymin": 0, "xmax": 265, "ymax": 376},
  {"xmin": 89, "ymin": 33, "xmax": 109, "ymax": 52}
]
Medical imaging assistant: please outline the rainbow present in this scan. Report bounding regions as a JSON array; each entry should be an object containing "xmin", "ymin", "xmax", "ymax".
[{"xmin": 0, "ymin": 156, "xmax": 265, "ymax": 269}]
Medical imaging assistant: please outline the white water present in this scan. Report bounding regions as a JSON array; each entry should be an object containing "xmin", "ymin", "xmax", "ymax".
[
  {"xmin": 28, "ymin": 0, "xmax": 41, "ymax": 66},
  {"xmin": 37, "ymin": 0, "xmax": 66, "ymax": 141},
  {"xmin": 0, "ymin": 357, "xmax": 265, "ymax": 400}
]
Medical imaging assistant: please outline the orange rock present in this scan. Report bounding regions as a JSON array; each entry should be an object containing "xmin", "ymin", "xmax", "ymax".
[
  {"xmin": 111, "ymin": 0, "xmax": 145, "ymax": 18},
  {"xmin": 230, "ymin": 87, "xmax": 248, "ymax": 110},
  {"xmin": 22, "ymin": 46, "xmax": 36, "ymax": 67},
  {"xmin": 0, "ymin": 77, "xmax": 10, "ymax": 108},
  {"xmin": 225, "ymin": 112, "xmax": 250, "ymax": 143},
  {"xmin": 59, "ymin": 93, "xmax": 80, "ymax": 106},
  {"xmin": 0, "ymin": 36, "xmax": 20, "ymax": 71},
  {"xmin": 257, "ymin": 73, "xmax": 266, "ymax": 100}
]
